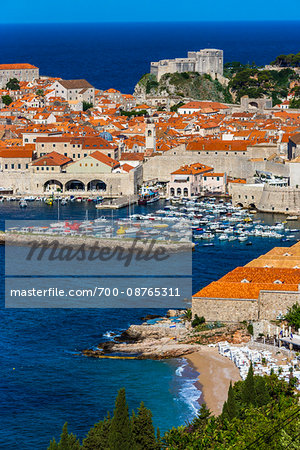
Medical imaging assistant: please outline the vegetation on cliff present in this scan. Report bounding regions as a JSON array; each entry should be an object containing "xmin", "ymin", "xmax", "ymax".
[
  {"xmin": 135, "ymin": 72, "xmax": 233, "ymax": 103},
  {"xmin": 271, "ymin": 52, "xmax": 300, "ymax": 67},
  {"xmin": 48, "ymin": 369, "xmax": 300, "ymax": 449},
  {"xmin": 224, "ymin": 62, "xmax": 299, "ymax": 104}
]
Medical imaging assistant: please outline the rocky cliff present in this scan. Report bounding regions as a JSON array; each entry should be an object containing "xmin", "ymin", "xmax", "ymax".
[{"xmin": 134, "ymin": 72, "xmax": 232, "ymax": 104}]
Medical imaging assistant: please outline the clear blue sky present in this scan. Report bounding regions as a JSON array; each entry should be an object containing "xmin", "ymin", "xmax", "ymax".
[{"xmin": 1, "ymin": 0, "xmax": 299, "ymax": 23}]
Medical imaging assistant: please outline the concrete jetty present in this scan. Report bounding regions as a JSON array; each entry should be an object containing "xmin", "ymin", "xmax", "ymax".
[
  {"xmin": 3, "ymin": 231, "xmax": 194, "ymax": 252},
  {"xmin": 96, "ymin": 195, "xmax": 138, "ymax": 209}
]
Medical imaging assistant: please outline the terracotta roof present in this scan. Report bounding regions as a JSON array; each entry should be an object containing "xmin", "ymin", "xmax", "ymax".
[
  {"xmin": 58, "ymin": 79, "xmax": 93, "ymax": 90},
  {"xmin": 171, "ymin": 163, "xmax": 213, "ymax": 175},
  {"xmin": 32, "ymin": 151, "xmax": 72, "ymax": 166},
  {"xmin": 90, "ymin": 151, "xmax": 119, "ymax": 168},
  {"xmin": 0, "ymin": 147, "xmax": 33, "ymax": 158},
  {"xmin": 120, "ymin": 152, "xmax": 145, "ymax": 161},
  {"xmin": 0, "ymin": 63, "xmax": 38, "ymax": 70},
  {"xmin": 186, "ymin": 140, "xmax": 249, "ymax": 152}
]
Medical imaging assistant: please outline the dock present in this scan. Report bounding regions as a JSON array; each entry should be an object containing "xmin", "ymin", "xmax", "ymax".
[{"xmin": 96, "ymin": 195, "xmax": 138, "ymax": 209}]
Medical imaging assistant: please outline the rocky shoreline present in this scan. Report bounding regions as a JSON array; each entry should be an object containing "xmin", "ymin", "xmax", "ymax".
[
  {"xmin": 82, "ymin": 312, "xmax": 251, "ymax": 360},
  {"xmin": 82, "ymin": 320, "xmax": 200, "ymax": 359}
]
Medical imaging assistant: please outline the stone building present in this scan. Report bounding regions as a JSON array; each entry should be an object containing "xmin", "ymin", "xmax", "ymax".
[
  {"xmin": 151, "ymin": 49, "xmax": 223, "ymax": 81},
  {"xmin": 50, "ymin": 79, "xmax": 95, "ymax": 105},
  {"xmin": 0, "ymin": 63, "xmax": 39, "ymax": 88},
  {"xmin": 192, "ymin": 266, "xmax": 300, "ymax": 323},
  {"xmin": 35, "ymin": 136, "xmax": 119, "ymax": 161}
]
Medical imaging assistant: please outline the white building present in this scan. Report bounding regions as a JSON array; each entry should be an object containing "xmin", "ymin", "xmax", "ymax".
[{"xmin": 50, "ymin": 79, "xmax": 95, "ymax": 105}]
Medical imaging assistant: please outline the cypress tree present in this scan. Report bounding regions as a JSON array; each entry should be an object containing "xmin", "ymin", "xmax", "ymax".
[
  {"xmin": 226, "ymin": 381, "xmax": 237, "ymax": 420},
  {"xmin": 55, "ymin": 422, "xmax": 81, "ymax": 450},
  {"xmin": 242, "ymin": 362, "xmax": 256, "ymax": 406},
  {"xmin": 132, "ymin": 401, "xmax": 157, "ymax": 449},
  {"xmin": 108, "ymin": 388, "xmax": 133, "ymax": 450},
  {"xmin": 48, "ymin": 439, "xmax": 59, "ymax": 450},
  {"xmin": 255, "ymin": 376, "xmax": 271, "ymax": 407},
  {"xmin": 82, "ymin": 412, "xmax": 111, "ymax": 449}
]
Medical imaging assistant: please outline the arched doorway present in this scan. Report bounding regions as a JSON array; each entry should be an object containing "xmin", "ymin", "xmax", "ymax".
[
  {"xmin": 44, "ymin": 180, "xmax": 63, "ymax": 192},
  {"xmin": 177, "ymin": 188, "xmax": 182, "ymax": 196},
  {"xmin": 237, "ymin": 202, "xmax": 244, "ymax": 208},
  {"xmin": 170, "ymin": 187, "xmax": 175, "ymax": 196},
  {"xmin": 87, "ymin": 180, "xmax": 107, "ymax": 191},
  {"xmin": 65, "ymin": 180, "xmax": 85, "ymax": 191},
  {"xmin": 183, "ymin": 188, "xmax": 189, "ymax": 197}
]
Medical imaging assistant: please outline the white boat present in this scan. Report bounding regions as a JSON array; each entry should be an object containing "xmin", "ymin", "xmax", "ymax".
[{"xmin": 19, "ymin": 199, "xmax": 27, "ymax": 208}]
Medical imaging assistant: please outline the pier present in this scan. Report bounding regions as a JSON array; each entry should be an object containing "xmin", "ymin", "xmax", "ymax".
[{"xmin": 96, "ymin": 194, "xmax": 138, "ymax": 209}]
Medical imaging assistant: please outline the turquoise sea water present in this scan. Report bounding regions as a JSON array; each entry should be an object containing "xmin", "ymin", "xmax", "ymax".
[{"xmin": 0, "ymin": 200, "xmax": 297, "ymax": 448}]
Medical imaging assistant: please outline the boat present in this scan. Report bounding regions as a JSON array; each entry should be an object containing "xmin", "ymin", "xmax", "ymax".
[
  {"xmin": 286, "ymin": 216, "xmax": 298, "ymax": 221},
  {"xmin": 138, "ymin": 186, "xmax": 160, "ymax": 205},
  {"xmin": 19, "ymin": 199, "xmax": 27, "ymax": 208}
]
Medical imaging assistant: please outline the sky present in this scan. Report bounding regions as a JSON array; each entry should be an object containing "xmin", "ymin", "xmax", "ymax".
[{"xmin": 1, "ymin": 0, "xmax": 300, "ymax": 23}]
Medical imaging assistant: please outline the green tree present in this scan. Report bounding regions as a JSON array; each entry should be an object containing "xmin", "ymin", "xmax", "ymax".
[
  {"xmin": 82, "ymin": 101, "xmax": 93, "ymax": 111},
  {"xmin": 225, "ymin": 381, "xmax": 237, "ymax": 420},
  {"xmin": 48, "ymin": 423, "xmax": 81, "ymax": 450},
  {"xmin": 82, "ymin": 412, "xmax": 111, "ymax": 449},
  {"xmin": 36, "ymin": 89, "xmax": 44, "ymax": 97},
  {"xmin": 108, "ymin": 388, "xmax": 133, "ymax": 450},
  {"xmin": 132, "ymin": 401, "xmax": 157, "ymax": 449},
  {"xmin": 6, "ymin": 78, "xmax": 20, "ymax": 90},
  {"xmin": 2, "ymin": 95, "xmax": 13, "ymax": 106},
  {"xmin": 242, "ymin": 362, "xmax": 256, "ymax": 406},
  {"xmin": 285, "ymin": 302, "xmax": 300, "ymax": 329}
]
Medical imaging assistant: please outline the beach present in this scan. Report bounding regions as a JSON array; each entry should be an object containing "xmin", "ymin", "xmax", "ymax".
[{"xmin": 186, "ymin": 347, "xmax": 241, "ymax": 416}]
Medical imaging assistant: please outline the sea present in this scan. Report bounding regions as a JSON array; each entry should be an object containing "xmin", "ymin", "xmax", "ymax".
[
  {"xmin": 0, "ymin": 21, "xmax": 300, "ymax": 448},
  {"xmin": 0, "ymin": 21, "xmax": 299, "ymax": 93}
]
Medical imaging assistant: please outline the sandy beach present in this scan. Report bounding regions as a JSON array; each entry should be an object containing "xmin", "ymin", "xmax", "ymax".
[{"xmin": 186, "ymin": 347, "xmax": 241, "ymax": 416}]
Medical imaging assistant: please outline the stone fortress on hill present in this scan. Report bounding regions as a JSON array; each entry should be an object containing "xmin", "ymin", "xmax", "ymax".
[{"xmin": 150, "ymin": 48, "xmax": 224, "ymax": 81}]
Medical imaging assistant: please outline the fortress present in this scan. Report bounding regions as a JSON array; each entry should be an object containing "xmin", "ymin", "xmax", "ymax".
[{"xmin": 150, "ymin": 48, "xmax": 223, "ymax": 81}]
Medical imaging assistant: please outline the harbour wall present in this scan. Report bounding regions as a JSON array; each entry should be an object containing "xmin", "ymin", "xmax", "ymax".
[{"xmin": 230, "ymin": 184, "xmax": 300, "ymax": 214}]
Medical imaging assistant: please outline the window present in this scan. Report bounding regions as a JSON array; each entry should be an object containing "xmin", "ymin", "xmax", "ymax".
[
  {"xmin": 84, "ymin": 153, "xmax": 87, "ymax": 157},
  {"xmin": 78, "ymin": 154, "xmax": 80, "ymax": 158},
  {"xmin": 64, "ymin": 153, "xmax": 67, "ymax": 156},
  {"xmin": 18, "ymin": 164, "xmax": 21, "ymax": 169},
  {"xmin": 204, "ymin": 177, "xmax": 207, "ymax": 181},
  {"xmin": 217, "ymin": 177, "xmax": 219, "ymax": 181},
  {"xmin": 25, "ymin": 164, "xmax": 28, "ymax": 169},
  {"xmin": 53, "ymin": 144, "xmax": 56, "ymax": 148},
  {"xmin": 51, "ymin": 167, "xmax": 54, "ymax": 170},
  {"xmin": 36, "ymin": 167, "xmax": 39, "ymax": 170},
  {"xmin": 11, "ymin": 164, "xmax": 14, "ymax": 169},
  {"xmin": 64, "ymin": 144, "xmax": 67, "ymax": 147},
  {"xmin": 108, "ymin": 153, "xmax": 111, "ymax": 158},
  {"xmin": 25, "ymin": 138, "xmax": 28, "ymax": 143},
  {"xmin": 73, "ymin": 154, "xmax": 75, "ymax": 158},
  {"xmin": 46, "ymin": 167, "xmax": 49, "ymax": 170},
  {"xmin": 41, "ymin": 144, "xmax": 44, "ymax": 148},
  {"xmin": 73, "ymin": 145, "xmax": 75, "ymax": 148}
]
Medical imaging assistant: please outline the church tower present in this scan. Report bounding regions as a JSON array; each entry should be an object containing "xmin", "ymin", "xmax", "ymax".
[{"xmin": 145, "ymin": 120, "xmax": 156, "ymax": 152}]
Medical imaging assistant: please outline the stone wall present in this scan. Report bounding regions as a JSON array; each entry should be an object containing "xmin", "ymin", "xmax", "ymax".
[
  {"xmin": 258, "ymin": 290, "xmax": 300, "ymax": 320},
  {"xmin": 192, "ymin": 289, "xmax": 300, "ymax": 324},
  {"xmin": 192, "ymin": 297, "xmax": 258, "ymax": 322},
  {"xmin": 258, "ymin": 186, "xmax": 300, "ymax": 214}
]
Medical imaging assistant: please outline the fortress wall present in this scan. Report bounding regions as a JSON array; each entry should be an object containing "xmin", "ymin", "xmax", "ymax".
[
  {"xmin": 192, "ymin": 297, "xmax": 258, "ymax": 322},
  {"xmin": 257, "ymin": 186, "xmax": 300, "ymax": 214},
  {"xmin": 258, "ymin": 291, "xmax": 300, "ymax": 320},
  {"xmin": 229, "ymin": 183, "xmax": 264, "ymax": 207},
  {"xmin": 143, "ymin": 152, "xmax": 252, "ymax": 182}
]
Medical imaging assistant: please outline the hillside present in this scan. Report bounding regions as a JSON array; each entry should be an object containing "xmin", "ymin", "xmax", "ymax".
[{"xmin": 134, "ymin": 72, "xmax": 233, "ymax": 103}]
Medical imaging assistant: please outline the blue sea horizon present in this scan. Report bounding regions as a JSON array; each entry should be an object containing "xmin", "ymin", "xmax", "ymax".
[{"xmin": 0, "ymin": 21, "xmax": 299, "ymax": 93}]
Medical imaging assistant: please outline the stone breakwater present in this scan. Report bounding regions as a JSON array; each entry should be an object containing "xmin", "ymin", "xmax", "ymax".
[
  {"xmin": 82, "ymin": 323, "xmax": 201, "ymax": 359},
  {"xmin": 2, "ymin": 232, "xmax": 194, "ymax": 253}
]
